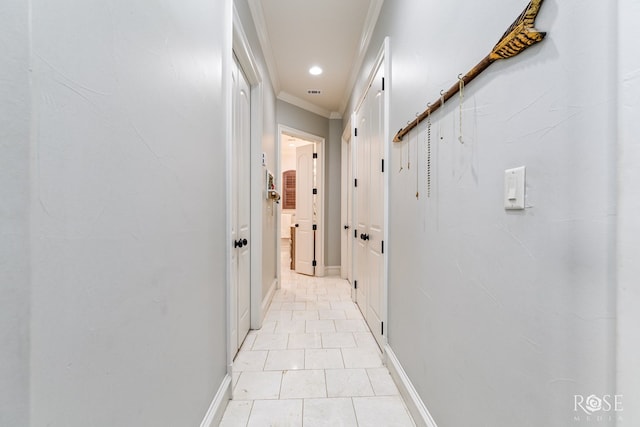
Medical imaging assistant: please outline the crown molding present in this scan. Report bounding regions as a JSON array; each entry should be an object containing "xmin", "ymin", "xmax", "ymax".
[
  {"xmin": 248, "ymin": 0, "xmax": 281, "ymax": 94},
  {"xmin": 339, "ymin": 0, "xmax": 385, "ymax": 116},
  {"xmin": 277, "ymin": 91, "xmax": 335, "ymax": 119}
]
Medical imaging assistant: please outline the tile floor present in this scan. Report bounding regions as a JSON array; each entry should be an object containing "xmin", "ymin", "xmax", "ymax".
[{"xmin": 219, "ymin": 250, "xmax": 415, "ymax": 427}]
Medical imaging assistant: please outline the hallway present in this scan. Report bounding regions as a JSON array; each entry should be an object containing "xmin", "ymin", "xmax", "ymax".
[
  {"xmin": 220, "ymin": 253, "xmax": 415, "ymax": 426},
  {"xmin": 3, "ymin": 1, "xmax": 639, "ymax": 426}
]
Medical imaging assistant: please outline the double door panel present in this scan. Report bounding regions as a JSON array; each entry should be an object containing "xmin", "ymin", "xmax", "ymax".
[{"xmin": 355, "ymin": 65, "xmax": 385, "ymax": 349}]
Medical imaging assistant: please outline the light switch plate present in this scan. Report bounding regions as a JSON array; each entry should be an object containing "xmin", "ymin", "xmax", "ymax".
[{"xmin": 504, "ymin": 166, "xmax": 526, "ymax": 210}]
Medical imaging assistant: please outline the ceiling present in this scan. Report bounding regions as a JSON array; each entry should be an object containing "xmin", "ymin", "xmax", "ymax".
[{"xmin": 248, "ymin": 0, "xmax": 384, "ymax": 119}]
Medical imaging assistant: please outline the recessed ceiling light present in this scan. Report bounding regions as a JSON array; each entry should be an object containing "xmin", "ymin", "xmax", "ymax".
[{"xmin": 309, "ymin": 66, "xmax": 323, "ymax": 76}]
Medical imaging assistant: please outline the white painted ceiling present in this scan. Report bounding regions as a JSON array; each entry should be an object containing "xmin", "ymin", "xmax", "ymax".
[{"xmin": 248, "ymin": 0, "xmax": 384, "ymax": 119}]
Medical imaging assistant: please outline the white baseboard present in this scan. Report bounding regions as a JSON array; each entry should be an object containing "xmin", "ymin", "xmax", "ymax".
[
  {"xmin": 325, "ymin": 265, "xmax": 341, "ymax": 276},
  {"xmin": 200, "ymin": 373, "xmax": 232, "ymax": 427},
  {"xmin": 261, "ymin": 278, "xmax": 278, "ymax": 320},
  {"xmin": 384, "ymin": 345, "xmax": 438, "ymax": 427}
]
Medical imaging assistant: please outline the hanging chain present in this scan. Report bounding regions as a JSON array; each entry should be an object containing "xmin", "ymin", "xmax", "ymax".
[
  {"xmin": 407, "ymin": 122, "xmax": 411, "ymax": 170},
  {"xmin": 399, "ymin": 132, "xmax": 404, "ymax": 172},
  {"xmin": 427, "ymin": 108, "xmax": 432, "ymax": 198},
  {"xmin": 415, "ymin": 116, "xmax": 420, "ymax": 199},
  {"xmin": 458, "ymin": 76, "xmax": 465, "ymax": 144},
  {"xmin": 439, "ymin": 92, "xmax": 445, "ymax": 142}
]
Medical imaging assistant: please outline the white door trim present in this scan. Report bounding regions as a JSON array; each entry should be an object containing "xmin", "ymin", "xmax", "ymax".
[
  {"xmin": 276, "ymin": 125, "xmax": 326, "ymax": 284},
  {"xmin": 341, "ymin": 117, "xmax": 352, "ymax": 281},
  {"xmin": 381, "ymin": 37, "xmax": 391, "ymax": 345},
  {"xmin": 228, "ymin": 5, "xmax": 264, "ymax": 375}
]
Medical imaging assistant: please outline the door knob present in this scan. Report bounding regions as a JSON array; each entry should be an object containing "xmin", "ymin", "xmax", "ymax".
[
  {"xmin": 344, "ymin": 225, "xmax": 350, "ymax": 230},
  {"xmin": 295, "ymin": 224, "xmax": 299, "ymax": 228},
  {"xmin": 242, "ymin": 238, "xmax": 248, "ymax": 246},
  {"xmin": 234, "ymin": 239, "xmax": 244, "ymax": 248}
]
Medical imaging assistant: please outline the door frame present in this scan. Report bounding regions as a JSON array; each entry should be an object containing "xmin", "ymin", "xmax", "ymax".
[
  {"xmin": 226, "ymin": 5, "xmax": 264, "ymax": 372},
  {"xmin": 276, "ymin": 125, "xmax": 326, "ymax": 285},
  {"xmin": 341, "ymin": 117, "xmax": 354, "ymax": 285},
  {"xmin": 351, "ymin": 37, "xmax": 390, "ymax": 347},
  {"xmin": 230, "ymin": 53, "xmax": 252, "ymax": 354}
]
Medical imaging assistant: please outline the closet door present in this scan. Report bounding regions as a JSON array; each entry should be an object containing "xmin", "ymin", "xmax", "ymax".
[
  {"xmin": 295, "ymin": 144, "xmax": 316, "ymax": 276},
  {"xmin": 354, "ymin": 64, "xmax": 386, "ymax": 349},
  {"xmin": 365, "ymin": 67, "xmax": 385, "ymax": 348},
  {"xmin": 231, "ymin": 55, "xmax": 251, "ymax": 353},
  {"xmin": 354, "ymin": 114, "xmax": 370, "ymax": 317}
]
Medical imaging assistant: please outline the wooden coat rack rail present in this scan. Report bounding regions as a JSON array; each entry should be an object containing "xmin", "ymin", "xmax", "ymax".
[{"xmin": 393, "ymin": 0, "xmax": 547, "ymax": 143}]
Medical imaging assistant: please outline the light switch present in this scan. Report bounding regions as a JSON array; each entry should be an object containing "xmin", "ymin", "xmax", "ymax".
[{"xmin": 504, "ymin": 166, "xmax": 526, "ymax": 210}]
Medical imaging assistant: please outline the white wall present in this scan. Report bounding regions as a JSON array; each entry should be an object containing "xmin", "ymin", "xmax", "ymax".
[
  {"xmin": 617, "ymin": 0, "xmax": 640, "ymax": 424},
  {"xmin": 25, "ymin": 1, "xmax": 230, "ymax": 425},
  {"xmin": 0, "ymin": 1, "xmax": 30, "ymax": 425},
  {"xmin": 260, "ymin": 91, "xmax": 278, "ymax": 302},
  {"xmin": 346, "ymin": 1, "xmax": 618, "ymax": 425}
]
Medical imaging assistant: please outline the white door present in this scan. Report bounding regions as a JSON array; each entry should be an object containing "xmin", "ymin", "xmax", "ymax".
[
  {"xmin": 295, "ymin": 143, "xmax": 316, "ymax": 276},
  {"xmin": 366, "ymin": 66, "xmax": 385, "ymax": 348},
  {"xmin": 341, "ymin": 132, "xmax": 353, "ymax": 284},
  {"xmin": 354, "ymin": 120, "xmax": 369, "ymax": 316},
  {"xmin": 354, "ymin": 64, "xmax": 386, "ymax": 348},
  {"xmin": 231, "ymin": 56, "xmax": 251, "ymax": 353}
]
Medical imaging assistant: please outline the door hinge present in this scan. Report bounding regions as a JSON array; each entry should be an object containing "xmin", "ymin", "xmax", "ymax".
[
  {"xmin": 312, "ymin": 224, "xmax": 317, "ymax": 231},
  {"xmin": 354, "ymin": 280, "xmax": 358, "ymax": 290},
  {"xmin": 382, "ymin": 77, "xmax": 385, "ymax": 91},
  {"xmin": 381, "ymin": 322, "xmax": 384, "ymax": 335},
  {"xmin": 354, "ymin": 128, "xmax": 358, "ymax": 137},
  {"xmin": 313, "ymin": 152, "xmax": 318, "ymax": 159},
  {"xmin": 381, "ymin": 159, "xmax": 385, "ymax": 173},
  {"xmin": 313, "ymin": 188, "xmax": 318, "ymax": 195},
  {"xmin": 354, "ymin": 178, "xmax": 358, "ymax": 187},
  {"xmin": 382, "ymin": 240, "xmax": 384, "ymax": 254},
  {"xmin": 312, "ymin": 260, "xmax": 317, "ymax": 267}
]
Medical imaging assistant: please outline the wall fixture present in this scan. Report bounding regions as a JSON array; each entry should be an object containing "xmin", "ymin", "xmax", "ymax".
[{"xmin": 264, "ymin": 170, "xmax": 281, "ymax": 203}]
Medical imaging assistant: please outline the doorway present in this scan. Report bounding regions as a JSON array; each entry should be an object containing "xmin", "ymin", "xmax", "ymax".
[{"xmin": 277, "ymin": 126, "xmax": 325, "ymax": 283}]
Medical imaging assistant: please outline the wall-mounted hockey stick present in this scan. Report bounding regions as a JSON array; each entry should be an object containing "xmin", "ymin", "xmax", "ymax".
[{"xmin": 393, "ymin": 0, "xmax": 547, "ymax": 143}]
